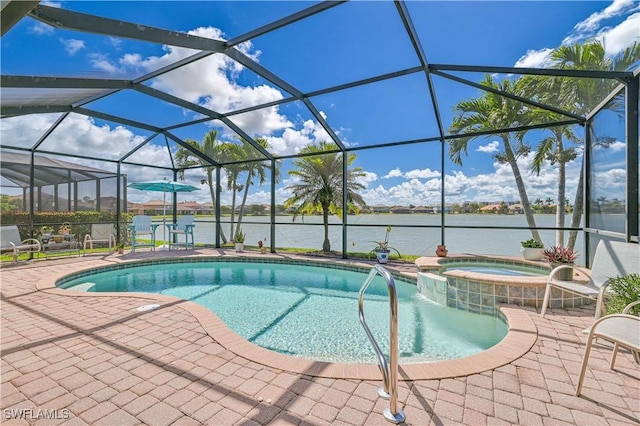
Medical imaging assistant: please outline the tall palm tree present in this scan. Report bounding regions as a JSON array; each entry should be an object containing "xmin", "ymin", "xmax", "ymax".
[
  {"xmin": 518, "ymin": 103, "xmax": 579, "ymax": 246},
  {"xmin": 449, "ymin": 75, "xmax": 542, "ymax": 243},
  {"xmin": 236, "ymin": 138, "xmax": 281, "ymax": 228},
  {"xmin": 284, "ymin": 141, "xmax": 367, "ymax": 252},
  {"xmin": 175, "ymin": 129, "xmax": 228, "ymax": 243},
  {"xmin": 541, "ymin": 40, "xmax": 640, "ymax": 249},
  {"xmin": 220, "ymin": 142, "xmax": 244, "ymax": 240}
]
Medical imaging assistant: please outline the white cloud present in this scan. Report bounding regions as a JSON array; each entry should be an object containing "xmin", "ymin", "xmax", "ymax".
[
  {"xmin": 515, "ymin": 1, "xmax": 639, "ymax": 68},
  {"xmin": 28, "ymin": 22, "xmax": 54, "ymax": 36},
  {"xmin": 593, "ymin": 139, "xmax": 626, "ymax": 152},
  {"xmin": 353, "ymin": 151, "xmax": 585, "ymax": 207},
  {"xmin": 592, "ymin": 168, "xmax": 626, "ymax": 194},
  {"xmin": 357, "ymin": 171, "xmax": 378, "ymax": 187},
  {"xmin": 599, "ymin": 13, "xmax": 640, "ymax": 56},
  {"xmin": 382, "ymin": 167, "xmax": 440, "ymax": 180},
  {"xmin": 108, "ymin": 37, "xmax": 123, "ymax": 48},
  {"xmin": 514, "ymin": 48, "xmax": 555, "ymax": 68},
  {"xmin": 0, "ymin": 113, "xmax": 62, "ymax": 148},
  {"xmin": 476, "ymin": 141, "xmax": 500, "ymax": 154},
  {"xmin": 90, "ymin": 53, "xmax": 125, "ymax": 74},
  {"xmin": 119, "ymin": 53, "xmax": 142, "ymax": 67},
  {"xmin": 88, "ymin": 25, "xmax": 342, "ymax": 155},
  {"xmin": 264, "ymin": 117, "xmax": 335, "ymax": 156},
  {"xmin": 61, "ymin": 38, "xmax": 85, "ymax": 56},
  {"xmin": 405, "ymin": 168, "xmax": 441, "ymax": 179},
  {"xmin": 383, "ymin": 168, "xmax": 403, "ymax": 179},
  {"xmin": 112, "ymin": 27, "xmax": 297, "ymax": 139},
  {"xmin": 566, "ymin": 0, "xmax": 637, "ymax": 43},
  {"xmin": 609, "ymin": 141, "xmax": 626, "ymax": 151},
  {"xmin": 563, "ymin": 0, "xmax": 640, "ymax": 49}
]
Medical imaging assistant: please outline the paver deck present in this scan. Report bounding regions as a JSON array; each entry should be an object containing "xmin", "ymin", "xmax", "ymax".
[{"xmin": 2, "ymin": 249, "xmax": 639, "ymax": 425}]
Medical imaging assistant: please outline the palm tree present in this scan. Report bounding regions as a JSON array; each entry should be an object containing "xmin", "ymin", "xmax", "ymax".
[
  {"xmin": 515, "ymin": 84, "xmax": 580, "ymax": 246},
  {"xmin": 449, "ymin": 75, "xmax": 542, "ymax": 243},
  {"xmin": 540, "ymin": 40, "xmax": 640, "ymax": 249},
  {"xmin": 236, "ymin": 138, "xmax": 280, "ymax": 228},
  {"xmin": 220, "ymin": 142, "xmax": 244, "ymax": 240},
  {"xmin": 284, "ymin": 141, "xmax": 368, "ymax": 252},
  {"xmin": 175, "ymin": 130, "xmax": 228, "ymax": 243}
]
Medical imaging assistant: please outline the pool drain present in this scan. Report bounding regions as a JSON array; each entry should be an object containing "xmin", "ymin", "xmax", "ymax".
[{"xmin": 136, "ymin": 304, "xmax": 160, "ymax": 312}]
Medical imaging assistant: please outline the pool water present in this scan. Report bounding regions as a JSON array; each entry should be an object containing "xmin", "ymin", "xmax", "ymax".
[
  {"xmin": 59, "ymin": 261, "xmax": 508, "ymax": 364},
  {"xmin": 443, "ymin": 262, "xmax": 547, "ymax": 277}
]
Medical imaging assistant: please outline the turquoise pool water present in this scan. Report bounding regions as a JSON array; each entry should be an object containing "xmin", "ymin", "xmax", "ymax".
[
  {"xmin": 58, "ymin": 261, "xmax": 508, "ymax": 364},
  {"xmin": 443, "ymin": 262, "xmax": 547, "ymax": 277}
]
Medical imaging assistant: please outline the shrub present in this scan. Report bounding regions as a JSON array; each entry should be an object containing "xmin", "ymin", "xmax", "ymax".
[
  {"xmin": 605, "ymin": 273, "xmax": 640, "ymax": 315},
  {"xmin": 1, "ymin": 211, "xmax": 131, "ymax": 241},
  {"xmin": 543, "ymin": 246, "xmax": 578, "ymax": 264},
  {"xmin": 234, "ymin": 227, "xmax": 246, "ymax": 243},
  {"xmin": 521, "ymin": 238, "xmax": 543, "ymax": 248}
]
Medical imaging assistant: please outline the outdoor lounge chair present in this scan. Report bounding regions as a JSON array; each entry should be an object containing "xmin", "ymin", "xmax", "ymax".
[
  {"xmin": 127, "ymin": 215, "xmax": 158, "ymax": 252},
  {"xmin": 0, "ymin": 225, "xmax": 41, "ymax": 263},
  {"xmin": 540, "ymin": 240, "xmax": 639, "ymax": 319},
  {"xmin": 167, "ymin": 215, "xmax": 195, "ymax": 250},
  {"xmin": 83, "ymin": 223, "xmax": 116, "ymax": 255},
  {"xmin": 576, "ymin": 300, "xmax": 640, "ymax": 396}
]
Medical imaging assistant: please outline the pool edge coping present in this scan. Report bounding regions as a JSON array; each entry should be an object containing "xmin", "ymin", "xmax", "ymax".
[{"xmin": 36, "ymin": 253, "xmax": 538, "ymax": 381}]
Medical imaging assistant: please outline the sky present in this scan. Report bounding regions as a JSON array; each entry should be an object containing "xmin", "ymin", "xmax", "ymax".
[{"xmin": 1, "ymin": 0, "xmax": 638, "ymax": 207}]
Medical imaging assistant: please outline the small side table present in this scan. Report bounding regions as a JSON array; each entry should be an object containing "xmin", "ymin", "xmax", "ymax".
[{"xmin": 41, "ymin": 234, "xmax": 80, "ymax": 258}]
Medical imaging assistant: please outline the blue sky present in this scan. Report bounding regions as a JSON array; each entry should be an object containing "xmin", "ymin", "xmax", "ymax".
[{"xmin": 1, "ymin": 0, "xmax": 638, "ymax": 207}]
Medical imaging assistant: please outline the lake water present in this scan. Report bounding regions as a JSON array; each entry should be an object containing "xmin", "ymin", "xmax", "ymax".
[{"xmin": 158, "ymin": 214, "xmax": 586, "ymax": 260}]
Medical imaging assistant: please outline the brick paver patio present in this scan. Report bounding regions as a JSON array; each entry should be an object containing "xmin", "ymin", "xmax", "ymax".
[{"xmin": 1, "ymin": 250, "xmax": 638, "ymax": 425}]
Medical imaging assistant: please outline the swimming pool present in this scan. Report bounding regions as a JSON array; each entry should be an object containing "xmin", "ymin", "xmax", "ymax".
[{"xmin": 58, "ymin": 260, "xmax": 507, "ymax": 364}]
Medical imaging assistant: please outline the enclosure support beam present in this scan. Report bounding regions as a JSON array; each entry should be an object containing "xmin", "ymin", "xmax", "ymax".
[
  {"xmin": 626, "ymin": 75, "xmax": 639, "ymax": 242},
  {"xmin": 215, "ymin": 167, "xmax": 222, "ymax": 248},
  {"xmin": 270, "ymin": 159, "xmax": 277, "ymax": 254},
  {"xmin": 584, "ymin": 121, "xmax": 592, "ymax": 266},
  {"xmin": 1, "ymin": 1, "xmax": 40, "ymax": 36},
  {"xmin": 342, "ymin": 151, "xmax": 348, "ymax": 259},
  {"xmin": 116, "ymin": 162, "xmax": 122, "ymax": 245}
]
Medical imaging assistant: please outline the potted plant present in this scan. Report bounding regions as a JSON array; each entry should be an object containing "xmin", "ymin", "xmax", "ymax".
[
  {"xmin": 60, "ymin": 223, "xmax": 72, "ymax": 235},
  {"xmin": 116, "ymin": 242, "xmax": 125, "ymax": 254},
  {"xmin": 543, "ymin": 245, "xmax": 578, "ymax": 281},
  {"xmin": 368, "ymin": 226, "xmax": 401, "ymax": 264},
  {"xmin": 234, "ymin": 227, "xmax": 246, "ymax": 253},
  {"xmin": 40, "ymin": 225, "xmax": 54, "ymax": 244},
  {"xmin": 521, "ymin": 238, "xmax": 544, "ymax": 260}
]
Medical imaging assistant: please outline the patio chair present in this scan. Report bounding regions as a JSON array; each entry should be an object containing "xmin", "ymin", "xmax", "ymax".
[
  {"xmin": 576, "ymin": 300, "xmax": 640, "ymax": 396},
  {"xmin": 540, "ymin": 240, "xmax": 639, "ymax": 319},
  {"xmin": 127, "ymin": 215, "xmax": 158, "ymax": 252},
  {"xmin": 0, "ymin": 225, "xmax": 41, "ymax": 263},
  {"xmin": 83, "ymin": 223, "xmax": 116, "ymax": 255},
  {"xmin": 167, "ymin": 215, "xmax": 195, "ymax": 250}
]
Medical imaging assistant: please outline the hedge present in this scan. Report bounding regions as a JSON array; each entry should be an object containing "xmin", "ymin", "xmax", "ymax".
[{"xmin": 1, "ymin": 211, "xmax": 132, "ymax": 241}]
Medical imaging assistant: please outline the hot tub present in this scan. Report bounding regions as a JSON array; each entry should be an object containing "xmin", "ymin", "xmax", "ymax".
[{"xmin": 416, "ymin": 256, "xmax": 591, "ymax": 315}]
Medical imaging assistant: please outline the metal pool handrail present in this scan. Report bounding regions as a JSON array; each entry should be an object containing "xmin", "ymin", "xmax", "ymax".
[{"xmin": 358, "ymin": 265, "xmax": 406, "ymax": 424}]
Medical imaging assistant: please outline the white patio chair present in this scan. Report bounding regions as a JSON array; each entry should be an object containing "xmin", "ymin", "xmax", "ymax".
[
  {"xmin": 83, "ymin": 223, "xmax": 116, "ymax": 255},
  {"xmin": 167, "ymin": 215, "xmax": 195, "ymax": 250},
  {"xmin": 540, "ymin": 241, "xmax": 639, "ymax": 319},
  {"xmin": 127, "ymin": 215, "xmax": 158, "ymax": 252},
  {"xmin": 576, "ymin": 300, "xmax": 640, "ymax": 396},
  {"xmin": 0, "ymin": 225, "xmax": 41, "ymax": 263}
]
